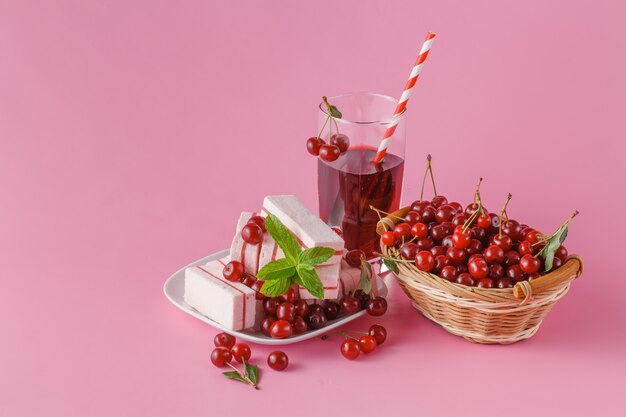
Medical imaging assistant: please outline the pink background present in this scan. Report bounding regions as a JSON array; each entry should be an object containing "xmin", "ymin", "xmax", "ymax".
[{"xmin": 1, "ymin": 1, "xmax": 624, "ymax": 415}]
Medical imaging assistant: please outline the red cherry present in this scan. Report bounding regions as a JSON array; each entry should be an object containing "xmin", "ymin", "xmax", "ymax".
[
  {"xmin": 430, "ymin": 224, "xmax": 448, "ymax": 244},
  {"xmin": 452, "ymin": 213, "xmax": 469, "ymax": 227},
  {"xmin": 435, "ymin": 205, "xmax": 457, "ymax": 223},
  {"xmin": 528, "ymin": 272, "xmax": 541, "ymax": 281},
  {"xmin": 518, "ymin": 240, "xmax": 534, "ymax": 256},
  {"xmin": 519, "ymin": 254, "xmax": 541, "ymax": 274},
  {"xmin": 487, "ymin": 213, "xmax": 501, "ymax": 234},
  {"xmin": 465, "ymin": 239, "xmax": 483, "ymax": 256},
  {"xmin": 490, "ymin": 234, "xmax": 513, "ymax": 252},
  {"xmin": 323, "ymin": 301, "xmax": 340, "ymax": 320},
  {"xmin": 358, "ymin": 335, "xmax": 377, "ymax": 353},
  {"xmin": 293, "ymin": 299, "xmax": 310, "ymax": 319},
  {"xmin": 279, "ymin": 287, "xmax": 299, "ymax": 303},
  {"xmin": 506, "ymin": 265, "xmax": 526, "ymax": 283},
  {"xmin": 210, "ymin": 347, "xmax": 232, "ymax": 367},
  {"xmin": 456, "ymin": 264, "xmax": 469, "ymax": 274},
  {"xmin": 307, "ymin": 310, "xmax": 327, "ymax": 329},
  {"xmin": 449, "ymin": 202, "xmax": 464, "ymax": 213},
  {"xmin": 456, "ymin": 273, "xmax": 474, "ymax": 286},
  {"xmin": 306, "ymin": 137, "xmax": 324, "ymax": 156},
  {"xmin": 400, "ymin": 243, "xmax": 419, "ymax": 260},
  {"xmin": 440, "ymin": 265, "xmax": 458, "ymax": 282},
  {"xmin": 270, "ymin": 319, "xmax": 293, "ymax": 339},
  {"xmin": 431, "ymin": 245, "xmax": 447, "ymax": 258},
  {"xmin": 416, "ymin": 237, "xmax": 434, "ymax": 251},
  {"xmin": 483, "ymin": 245, "xmax": 505, "ymax": 264},
  {"xmin": 366, "ymin": 297, "xmax": 388, "ymax": 316},
  {"xmin": 276, "ymin": 302, "xmax": 296, "ymax": 322},
  {"xmin": 476, "ymin": 278, "xmax": 495, "ymax": 288},
  {"xmin": 411, "ymin": 200, "xmax": 431, "ymax": 212},
  {"xmin": 340, "ymin": 338, "xmax": 361, "ymax": 360},
  {"xmin": 267, "ymin": 351, "xmax": 289, "ymax": 371},
  {"xmin": 263, "ymin": 298, "xmax": 281, "ymax": 316},
  {"xmin": 241, "ymin": 223, "xmax": 263, "ymax": 244},
  {"xmin": 489, "ymin": 264, "xmax": 505, "ymax": 279},
  {"xmin": 446, "ymin": 246, "xmax": 466, "ymax": 266},
  {"xmin": 421, "ymin": 206, "xmax": 437, "ymax": 223},
  {"xmin": 260, "ymin": 316, "xmax": 276, "ymax": 336},
  {"xmin": 477, "ymin": 213, "xmax": 491, "ymax": 228},
  {"xmin": 393, "ymin": 223, "xmax": 412, "ymax": 242},
  {"xmin": 339, "ymin": 295, "xmax": 361, "ymax": 314},
  {"xmin": 214, "ymin": 332, "xmax": 236, "ymax": 348},
  {"xmin": 404, "ymin": 210, "xmax": 423, "ymax": 225},
  {"xmin": 551, "ymin": 256, "xmax": 563, "ymax": 270},
  {"xmin": 368, "ymin": 324, "xmax": 387, "ymax": 345},
  {"xmin": 415, "ymin": 250, "xmax": 435, "ymax": 272},
  {"xmin": 319, "ymin": 144, "xmax": 341, "ymax": 162},
  {"xmin": 452, "ymin": 228, "xmax": 472, "ymax": 249},
  {"xmin": 431, "ymin": 195, "xmax": 449, "ymax": 208},
  {"xmin": 411, "ymin": 222, "xmax": 428, "ymax": 238},
  {"xmin": 525, "ymin": 230, "xmax": 540, "ymax": 244},
  {"xmin": 251, "ymin": 280, "xmax": 265, "ymax": 300},
  {"xmin": 231, "ymin": 343, "xmax": 251, "ymax": 363},
  {"xmin": 343, "ymin": 250, "xmax": 365, "ymax": 268},
  {"xmin": 330, "ymin": 133, "xmax": 350, "ymax": 152},
  {"xmin": 555, "ymin": 245, "xmax": 568, "ymax": 261},
  {"xmin": 503, "ymin": 250, "xmax": 521, "ymax": 268},
  {"xmin": 222, "ymin": 261, "xmax": 244, "ymax": 282},
  {"xmin": 496, "ymin": 277, "xmax": 513, "ymax": 288},
  {"xmin": 502, "ymin": 219, "xmax": 523, "ymax": 241},
  {"xmin": 434, "ymin": 255, "xmax": 452, "ymax": 272},
  {"xmin": 247, "ymin": 215, "xmax": 266, "ymax": 232},
  {"xmin": 468, "ymin": 257, "xmax": 489, "ymax": 279},
  {"xmin": 241, "ymin": 273, "xmax": 256, "ymax": 287},
  {"xmin": 291, "ymin": 316, "xmax": 308, "ymax": 334},
  {"xmin": 381, "ymin": 231, "xmax": 396, "ymax": 246},
  {"xmin": 353, "ymin": 290, "xmax": 371, "ymax": 309}
]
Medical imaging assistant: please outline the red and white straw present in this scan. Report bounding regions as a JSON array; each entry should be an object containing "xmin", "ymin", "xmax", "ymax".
[{"xmin": 373, "ymin": 32, "xmax": 437, "ymax": 164}]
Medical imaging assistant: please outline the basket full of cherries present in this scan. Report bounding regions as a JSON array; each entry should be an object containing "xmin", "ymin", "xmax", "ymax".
[{"xmin": 375, "ymin": 156, "xmax": 583, "ymax": 344}]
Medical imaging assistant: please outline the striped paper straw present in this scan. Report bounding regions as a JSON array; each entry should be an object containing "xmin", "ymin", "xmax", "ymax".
[{"xmin": 373, "ymin": 32, "xmax": 437, "ymax": 164}]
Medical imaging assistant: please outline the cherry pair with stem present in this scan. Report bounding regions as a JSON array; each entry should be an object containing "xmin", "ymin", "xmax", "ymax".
[
  {"xmin": 321, "ymin": 325, "xmax": 387, "ymax": 360},
  {"xmin": 306, "ymin": 96, "xmax": 349, "ymax": 162}
]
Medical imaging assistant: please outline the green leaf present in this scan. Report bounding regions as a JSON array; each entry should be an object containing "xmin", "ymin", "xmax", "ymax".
[
  {"xmin": 296, "ymin": 264, "xmax": 324, "ymax": 300},
  {"xmin": 265, "ymin": 214, "xmax": 301, "ymax": 264},
  {"xmin": 257, "ymin": 258, "xmax": 296, "ymax": 281},
  {"xmin": 383, "ymin": 258, "xmax": 399, "ymax": 274},
  {"xmin": 299, "ymin": 247, "xmax": 335, "ymax": 267},
  {"xmin": 542, "ymin": 224, "xmax": 569, "ymax": 272},
  {"xmin": 360, "ymin": 260, "xmax": 373, "ymax": 295},
  {"xmin": 329, "ymin": 105, "xmax": 342, "ymax": 118},
  {"xmin": 260, "ymin": 278, "xmax": 293, "ymax": 297},
  {"xmin": 245, "ymin": 362, "xmax": 259, "ymax": 385},
  {"xmin": 223, "ymin": 371, "xmax": 247, "ymax": 384}
]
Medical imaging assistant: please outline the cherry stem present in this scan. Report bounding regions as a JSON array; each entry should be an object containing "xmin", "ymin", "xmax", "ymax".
[
  {"xmin": 474, "ymin": 177, "xmax": 483, "ymax": 205},
  {"xmin": 369, "ymin": 205, "xmax": 405, "ymax": 221},
  {"xmin": 226, "ymin": 362, "xmax": 258, "ymax": 389},
  {"xmin": 498, "ymin": 193, "xmax": 512, "ymax": 237},
  {"xmin": 322, "ymin": 96, "xmax": 340, "ymax": 135},
  {"xmin": 317, "ymin": 115, "xmax": 331, "ymax": 140}
]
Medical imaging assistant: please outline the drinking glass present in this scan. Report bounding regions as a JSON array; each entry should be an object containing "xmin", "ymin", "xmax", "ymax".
[{"xmin": 317, "ymin": 92, "xmax": 406, "ymax": 256}]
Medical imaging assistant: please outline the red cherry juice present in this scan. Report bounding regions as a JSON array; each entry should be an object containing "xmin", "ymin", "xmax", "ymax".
[{"xmin": 318, "ymin": 147, "xmax": 404, "ymax": 256}]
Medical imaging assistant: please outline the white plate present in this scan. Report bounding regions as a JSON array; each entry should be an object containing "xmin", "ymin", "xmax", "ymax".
[{"xmin": 163, "ymin": 249, "xmax": 388, "ymax": 345}]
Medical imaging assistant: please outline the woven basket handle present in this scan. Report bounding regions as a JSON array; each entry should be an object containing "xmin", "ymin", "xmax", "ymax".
[
  {"xmin": 513, "ymin": 255, "xmax": 583, "ymax": 299},
  {"xmin": 376, "ymin": 207, "xmax": 584, "ymax": 299}
]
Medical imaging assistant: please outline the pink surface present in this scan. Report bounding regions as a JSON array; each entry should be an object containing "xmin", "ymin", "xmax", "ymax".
[{"xmin": 1, "ymin": 1, "xmax": 624, "ymax": 416}]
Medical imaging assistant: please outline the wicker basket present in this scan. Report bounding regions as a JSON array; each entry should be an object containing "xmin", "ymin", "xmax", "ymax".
[{"xmin": 377, "ymin": 207, "xmax": 584, "ymax": 344}]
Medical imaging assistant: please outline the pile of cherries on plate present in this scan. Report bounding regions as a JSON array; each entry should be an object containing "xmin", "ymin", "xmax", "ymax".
[{"xmin": 380, "ymin": 186, "xmax": 569, "ymax": 289}]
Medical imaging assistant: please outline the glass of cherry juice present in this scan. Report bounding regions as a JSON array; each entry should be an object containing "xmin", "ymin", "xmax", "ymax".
[{"xmin": 317, "ymin": 92, "xmax": 406, "ymax": 256}]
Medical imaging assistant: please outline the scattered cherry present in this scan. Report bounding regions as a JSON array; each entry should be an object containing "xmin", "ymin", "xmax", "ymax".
[
  {"xmin": 339, "ymin": 295, "xmax": 361, "ymax": 314},
  {"xmin": 276, "ymin": 302, "xmax": 296, "ymax": 322},
  {"xmin": 214, "ymin": 332, "xmax": 236, "ymax": 348},
  {"xmin": 210, "ymin": 347, "xmax": 232, "ymax": 367},
  {"xmin": 267, "ymin": 351, "xmax": 289, "ymax": 371},
  {"xmin": 358, "ymin": 335, "xmax": 377, "ymax": 353},
  {"xmin": 366, "ymin": 297, "xmax": 388, "ymax": 316},
  {"xmin": 247, "ymin": 215, "xmax": 266, "ymax": 232},
  {"xmin": 260, "ymin": 316, "xmax": 276, "ymax": 337},
  {"xmin": 307, "ymin": 310, "xmax": 327, "ymax": 329},
  {"xmin": 231, "ymin": 343, "xmax": 251, "ymax": 363},
  {"xmin": 368, "ymin": 324, "xmax": 387, "ymax": 345},
  {"xmin": 293, "ymin": 299, "xmax": 309, "ymax": 318},
  {"xmin": 292, "ymin": 316, "xmax": 308, "ymax": 334},
  {"xmin": 270, "ymin": 319, "xmax": 293, "ymax": 339},
  {"xmin": 340, "ymin": 338, "xmax": 361, "ymax": 360},
  {"xmin": 323, "ymin": 301, "xmax": 340, "ymax": 320}
]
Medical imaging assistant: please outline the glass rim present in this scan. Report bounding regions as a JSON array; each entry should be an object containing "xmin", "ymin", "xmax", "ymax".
[{"xmin": 318, "ymin": 92, "xmax": 407, "ymax": 125}]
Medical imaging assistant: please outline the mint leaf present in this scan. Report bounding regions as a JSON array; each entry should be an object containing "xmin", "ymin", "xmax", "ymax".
[
  {"xmin": 299, "ymin": 247, "xmax": 335, "ymax": 266},
  {"xmin": 223, "ymin": 371, "xmax": 247, "ymax": 384},
  {"xmin": 296, "ymin": 264, "xmax": 324, "ymax": 299},
  {"xmin": 260, "ymin": 278, "xmax": 293, "ymax": 297},
  {"xmin": 329, "ymin": 105, "xmax": 342, "ymax": 118},
  {"xmin": 360, "ymin": 260, "xmax": 373, "ymax": 295},
  {"xmin": 265, "ymin": 214, "xmax": 301, "ymax": 264},
  {"xmin": 245, "ymin": 362, "xmax": 259, "ymax": 385},
  {"xmin": 383, "ymin": 258, "xmax": 399, "ymax": 274},
  {"xmin": 543, "ymin": 224, "xmax": 569, "ymax": 272},
  {"xmin": 257, "ymin": 258, "xmax": 296, "ymax": 281}
]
